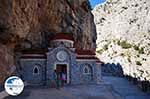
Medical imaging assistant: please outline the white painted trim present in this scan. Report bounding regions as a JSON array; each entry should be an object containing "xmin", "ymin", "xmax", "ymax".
[
  {"xmin": 54, "ymin": 62, "xmax": 70, "ymax": 84},
  {"xmin": 52, "ymin": 39, "xmax": 74, "ymax": 44},
  {"xmin": 69, "ymin": 48, "xmax": 76, "ymax": 51}
]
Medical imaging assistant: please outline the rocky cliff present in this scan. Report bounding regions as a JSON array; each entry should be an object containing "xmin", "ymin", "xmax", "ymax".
[
  {"xmin": 0, "ymin": 0, "xmax": 96, "ymax": 84},
  {"xmin": 93, "ymin": 0, "xmax": 150, "ymax": 80}
]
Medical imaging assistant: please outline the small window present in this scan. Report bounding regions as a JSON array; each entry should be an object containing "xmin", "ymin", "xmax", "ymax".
[
  {"xmin": 33, "ymin": 65, "xmax": 39, "ymax": 75},
  {"xmin": 84, "ymin": 67, "xmax": 88, "ymax": 73},
  {"xmin": 83, "ymin": 64, "xmax": 92, "ymax": 74}
]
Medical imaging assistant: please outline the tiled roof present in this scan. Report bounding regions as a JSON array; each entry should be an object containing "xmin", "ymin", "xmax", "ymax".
[
  {"xmin": 76, "ymin": 56, "xmax": 97, "ymax": 59},
  {"xmin": 21, "ymin": 55, "xmax": 46, "ymax": 59},
  {"xmin": 76, "ymin": 49, "xmax": 103, "ymax": 63},
  {"xmin": 21, "ymin": 49, "xmax": 47, "ymax": 59},
  {"xmin": 76, "ymin": 49, "xmax": 96, "ymax": 55},
  {"xmin": 76, "ymin": 55, "xmax": 103, "ymax": 63},
  {"xmin": 50, "ymin": 33, "xmax": 74, "ymax": 41},
  {"xmin": 21, "ymin": 49, "xmax": 47, "ymax": 54}
]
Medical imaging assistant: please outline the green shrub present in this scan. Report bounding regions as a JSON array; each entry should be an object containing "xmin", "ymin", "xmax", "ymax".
[
  {"xmin": 119, "ymin": 40, "xmax": 132, "ymax": 49},
  {"xmin": 96, "ymin": 49, "xmax": 103, "ymax": 54},
  {"xmin": 113, "ymin": 39, "xmax": 116, "ymax": 43},
  {"xmin": 120, "ymin": 53, "xmax": 125, "ymax": 56},
  {"xmin": 117, "ymin": 40, "xmax": 121, "ymax": 45},
  {"xmin": 133, "ymin": 45, "xmax": 139, "ymax": 51},
  {"xmin": 133, "ymin": 45, "xmax": 145, "ymax": 54},
  {"xmin": 103, "ymin": 44, "xmax": 109, "ymax": 50},
  {"xmin": 137, "ymin": 69, "xmax": 144, "ymax": 77},
  {"xmin": 117, "ymin": 40, "xmax": 132, "ymax": 49},
  {"xmin": 114, "ymin": 51, "xmax": 117, "ymax": 54},
  {"xmin": 127, "ymin": 58, "xmax": 131, "ymax": 62},
  {"xmin": 138, "ymin": 47, "xmax": 144, "ymax": 54},
  {"xmin": 136, "ymin": 61, "xmax": 142, "ymax": 66}
]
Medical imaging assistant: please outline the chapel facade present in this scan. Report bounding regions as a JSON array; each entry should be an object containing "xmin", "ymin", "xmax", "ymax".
[{"xmin": 19, "ymin": 33, "xmax": 102, "ymax": 86}]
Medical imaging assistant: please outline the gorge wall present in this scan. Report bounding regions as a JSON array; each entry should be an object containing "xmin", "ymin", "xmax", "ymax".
[
  {"xmin": 93, "ymin": 0, "xmax": 150, "ymax": 80},
  {"xmin": 0, "ymin": 0, "xmax": 96, "ymax": 84}
]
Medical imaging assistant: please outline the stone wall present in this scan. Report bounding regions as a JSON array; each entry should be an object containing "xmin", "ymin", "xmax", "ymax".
[
  {"xmin": 20, "ymin": 59, "xmax": 46, "ymax": 85},
  {"xmin": 46, "ymin": 47, "xmax": 75, "ymax": 84},
  {"xmin": 0, "ymin": 44, "xmax": 16, "ymax": 84},
  {"xmin": 76, "ymin": 61, "xmax": 97, "ymax": 84}
]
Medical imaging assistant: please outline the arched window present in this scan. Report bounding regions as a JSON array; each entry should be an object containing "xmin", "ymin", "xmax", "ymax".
[
  {"xmin": 33, "ymin": 65, "xmax": 40, "ymax": 75},
  {"xmin": 83, "ymin": 64, "xmax": 92, "ymax": 75}
]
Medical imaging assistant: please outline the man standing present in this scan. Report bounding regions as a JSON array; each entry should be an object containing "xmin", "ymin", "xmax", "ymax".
[{"xmin": 53, "ymin": 70, "xmax": 61, "ymax": 89}]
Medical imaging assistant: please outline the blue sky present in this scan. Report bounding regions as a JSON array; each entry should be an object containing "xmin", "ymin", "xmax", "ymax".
[{"xmin": 89, "ymin": 0, "xmax": 106, "ymax": 8}]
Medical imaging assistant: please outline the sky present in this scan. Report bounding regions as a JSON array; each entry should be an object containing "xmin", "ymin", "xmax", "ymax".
[{"xmin": 89, "ymin": 0, "xmax": 106, "ymax": 8}]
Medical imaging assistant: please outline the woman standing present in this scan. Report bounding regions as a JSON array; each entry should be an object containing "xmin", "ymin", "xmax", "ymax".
[{"xmin": 61, "ymin": 71, "xmax": 67, "ymax": 86}]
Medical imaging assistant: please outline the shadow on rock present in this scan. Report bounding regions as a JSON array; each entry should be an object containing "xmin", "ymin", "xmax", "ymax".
[{"xmin": 102, "ymin": 63, "xmax": 124, "ymax": 77}]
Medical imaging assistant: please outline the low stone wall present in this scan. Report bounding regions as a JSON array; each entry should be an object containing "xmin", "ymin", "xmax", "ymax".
[{"xmin": 125, "ymin": 75, "xmax": 150, "ymax": 92}]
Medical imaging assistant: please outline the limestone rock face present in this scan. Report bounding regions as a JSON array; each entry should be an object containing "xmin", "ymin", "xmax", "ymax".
[
  {"xmin": 0, "ymin": 0, "xmax": 96, "ymax": 84},
  {"xmin": 0, "ymin": 44, "xmax": 16, "ymax": 84},
  {"xmin": 93, "ymin": 0, "xmax": 150, "ymax": 80}
]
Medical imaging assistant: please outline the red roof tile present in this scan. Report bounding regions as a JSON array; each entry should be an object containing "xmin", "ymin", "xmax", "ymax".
[
  {"xmin": 21, "ymin": 49, "xmax": 47, "ymax": 59},
  {"xmin": 76, "ymin": 56, "xmax": 97, "ymax": 59},
  {"xmin": 50, "ymin": 33, "xmax": 74, "ymax": 41},
  {"xmin": 21, "ymin": 49, "xmax": 47, "ymax": 54},
  {"xmin": 76, "ymin": 49, "xmax": 96, "ymax": 55},
  {"xmin": 21, "ymin": 55, "xmax": 46, "ymax": 59}
]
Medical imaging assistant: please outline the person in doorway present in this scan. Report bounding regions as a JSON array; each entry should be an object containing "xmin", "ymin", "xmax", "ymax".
[
  {"xmin": 57, "ymin": 71, "xmax": 62, "ymax": 88},
  {"xmin": 61, "ymin": 71, "xmax": 67, "ymax": 86},
  {"xmin": 53, "ymin": 70, "xmax": 60, "ymax": 89}
]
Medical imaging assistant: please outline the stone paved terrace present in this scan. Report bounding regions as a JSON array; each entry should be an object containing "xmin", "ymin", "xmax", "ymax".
[
  {"xmin": 0, "ymin": 76, "xmax": 150, "ymax": 99},
  {"xmin": 103, "ymin": 76, "xmax": 150, "ymax": 99}
]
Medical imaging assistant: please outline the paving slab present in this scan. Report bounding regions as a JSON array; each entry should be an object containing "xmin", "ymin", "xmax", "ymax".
[
  {"xmin": 103, "ymin": 76, "xmax": 150, "ymax": 99},
  {"xmin": 1, "ymin": 85, "xmax": 121, "ymax": 99},
  {"xmin": 0, "ymin": 76, "xmax": 149, "ymax": 99}
]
